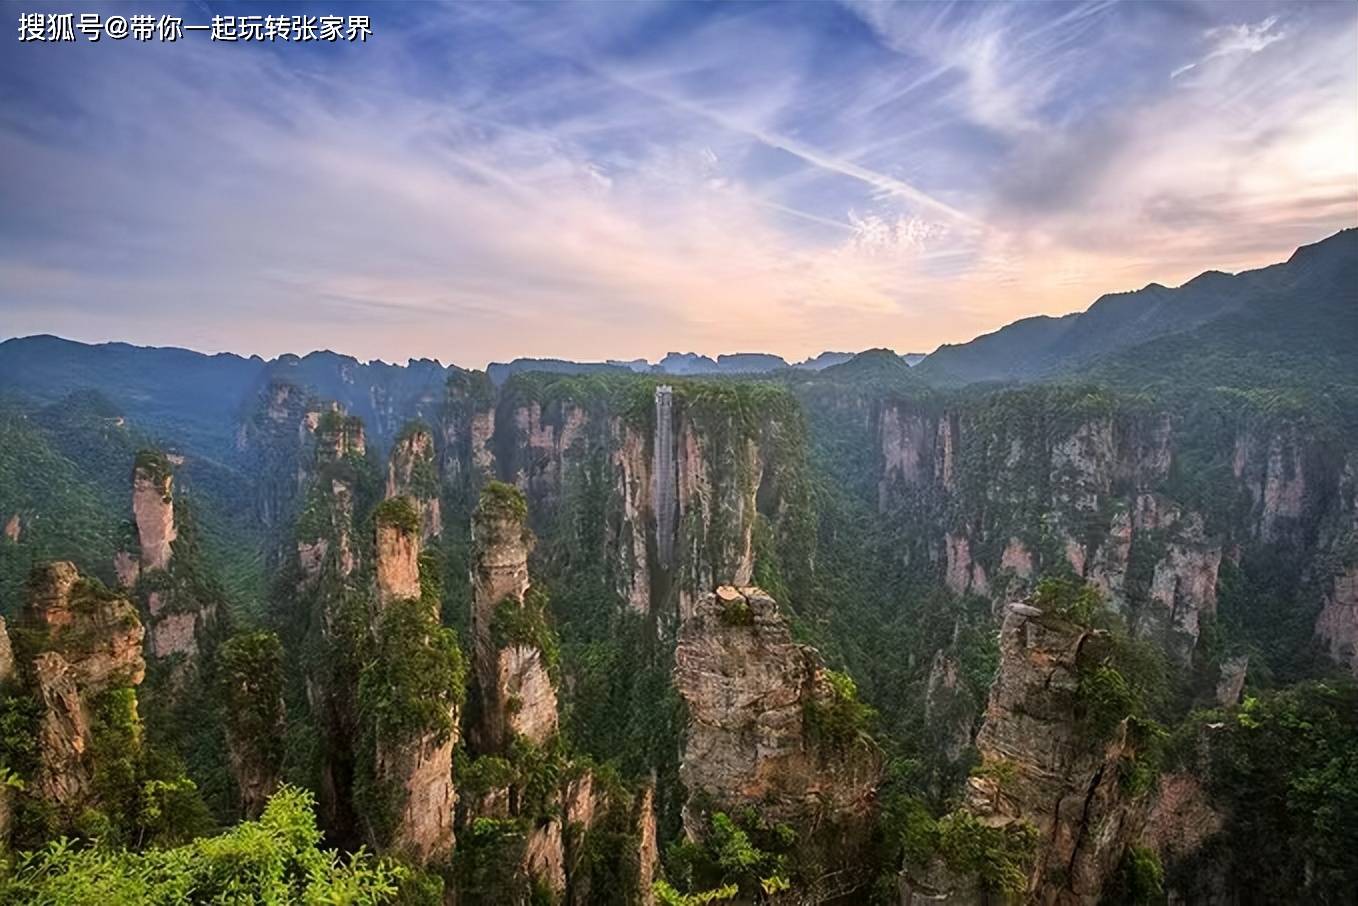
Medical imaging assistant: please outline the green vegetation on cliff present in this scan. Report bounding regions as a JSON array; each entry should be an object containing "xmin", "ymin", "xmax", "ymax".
[
  {"xmin": 1184, "ymin": 681, "xmax": 1358, "ymax": 904},
  {"xmin": 373, "ymin": 496, "xmax": 421, "ymax": 535}
]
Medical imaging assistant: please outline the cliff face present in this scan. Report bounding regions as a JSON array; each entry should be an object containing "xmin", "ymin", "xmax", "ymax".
[
  {"xmin": 1093, "ymin": 494, "xmax": 1222, "ymax": 663},
  {"xmin": 872, "ymin": 397, "xmax": 1348, "ymax": 668},
  {"xmin": 372, "ymin": 709, "xmax": 458, "ymax": 864},
  {"xmin": 296, "ymin": 412, "xmax": 371, "ymax": 838},
  {"xmin": 469, "ymin": 485, "xmax": 558, "ymax": 752},
  {"xmin": 21, "ymin": 563, "xmax": 146, "ymax": 819},
  {"xmin": 439, "ymin": 378, "xmax": 809, "ymax": 638},
  {"xmin": 917, "ymin": 602, "xmax": 1148, "ymax": 906},
  {"xmin": 1232, "ymin": 426, "xmax": 1310, "ymax": 544},
  {"xmin": 374, "ymin": 499, "xmax": 421, "ymax": 606},
  {"xmin": 366, "ymin": 503, "xmax": 459, "ymax": 864},
  {"xmin": 236, "ymin": 381, "xmax": 319, "ymax": 538},
  {"xmin": 675, "ymin": 586, "xmax": 882, "ymax": 897},
  {"xmin": 386, "ymin": 425, "xmax": 442, "ymax": 541},
  {"xmin": 441, "ymin": 371, "xmax": 497, "ymax": 488},
  {"xmin": 1315, "ymin": 455, "xmax": 1358, "ymax": 676},
  {"xmin": 131, "ymin": 454, "xmax": 177, "ymax": 573},
  {"xmin": 121, "ymin": 452, "xmax": 218, "ymax": 680}
]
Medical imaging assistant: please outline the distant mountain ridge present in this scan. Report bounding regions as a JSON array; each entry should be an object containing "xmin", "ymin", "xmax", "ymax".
[
  {"xmin": 485, "ymin": 349, "xmax": 925, "ymax": 382},
  {"xmin": 916, "ymin": 228, "xmax": 1357, "ymax": 385},
  {"xmin": 2, "ymin": 228, "xmax": 1351, "ymax": 451}
]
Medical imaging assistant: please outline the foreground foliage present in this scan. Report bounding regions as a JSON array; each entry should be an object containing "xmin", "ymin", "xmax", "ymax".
[{"xmin": 0, "ymin": 786, "xmax": 404, "ymax": 904}]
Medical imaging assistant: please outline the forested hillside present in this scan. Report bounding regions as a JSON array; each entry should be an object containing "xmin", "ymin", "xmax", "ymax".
[{"xmin": 0, "ymin": 232, "xmax": 1355, "ymax": 905}]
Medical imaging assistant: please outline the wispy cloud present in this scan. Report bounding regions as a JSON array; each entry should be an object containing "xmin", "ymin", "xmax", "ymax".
[{"xmin": 1172, "ymin": 14, "xmax": 1287, "ymax": 79}]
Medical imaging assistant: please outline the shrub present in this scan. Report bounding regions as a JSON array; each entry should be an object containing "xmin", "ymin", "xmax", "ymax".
[
  {"xmin": 804, "ymin": 669, "xmax": 876, "ymax": 751},
  {"xmin": 0, "ymin": 786, "xmax": 404, "ymax": 903},
  {"xmin": 1106, "ymin": 845, "xmax": 1164, "ymax": 905},
  {"xmin": 935, "ymin": 810, "xmax": 1037, "ymax": 896},
  {"xmin": 374, "ymin": 496, "xmax": 421, "ymax": 535},
  {"xmin": 477, "ymin": 481, "xmax": 528, "ymax": 523},
  {"xmin": 1031, "ymin": 576, "xmax": 1102, "ymax": 625}
]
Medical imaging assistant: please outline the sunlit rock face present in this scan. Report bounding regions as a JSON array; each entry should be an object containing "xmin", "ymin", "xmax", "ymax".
[
  {"xmin": 675, "ymin": 585, "xmax": 882, "ymax": 898},
  {"xmin": 123, "ymin": 453, "xmax": 219, "ymax": 683},
  {"xmin": 374, "ymin": 502, "xmax": 421, "ymax": 606},
  {"xmin": 612, "ymin": 418, "xmax": 653, "ymax": 615},
  {"xmin": 373, "ymin": 722, "xmax": 458, "ymax": 865},
  {"xmin": 132, "ymin": 457, "xmax": 176, "ymax": 573},
  {"xmin": 913, "ymin": 602, "xmax": 1149, "ymax": 906},
  {"xmin": 21, "ymin": 563, "xmax": 146, "ymax": 818}
]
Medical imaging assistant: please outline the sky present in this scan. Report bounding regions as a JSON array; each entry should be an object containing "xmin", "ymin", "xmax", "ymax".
[{"xmin": 1, "ymin": 0, "xmax": 1355, "ymax": 368}]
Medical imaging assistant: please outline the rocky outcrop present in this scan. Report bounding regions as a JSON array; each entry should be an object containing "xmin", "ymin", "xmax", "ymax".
[
  {"xmin": 235, "ymin": 381, "xmax": 319, "ymax": 535},
  {"xmin": 27, "ymin": 562, "xmax": 146, "ymax": 690},
  {"xmin": 315, "ymin": 408, "xmax": 366, "ymax": 463},
  {"xmin": 927, "ymin": 602, "xmax": 1147, "ymax": 906},
  {"xmin": 436, "ymin": 379, "xmax": 806, "ymax": 636},
  {"xmin": 1142, "ymin": 512, "xmax": 1220, "ymax": 661},
  {"xmin": 374, "ymin": 498, "xmax": 421, "ymax": 605},
  {"xmin": 112, "ymin": 550, "xmax": 139, "ymax": 588},
  {"xmin": 298, "ymin": 422, "xmax": 370, "ymax": 838},
  {"xmin": 673, "ymin": 425, "xmax": 761, "ymax": 622},
  {"xmin": 501, "ymin": 401, "xmax": 591, "ymax": 513},
  {"xmin": 441, "ymin": 371, "xmax": 497, "ymax": 486},
  {"xmin": 132, "ymin": 452, "xmax": 177, "ymax": 573},
  {"xmin": 675, "ymin": 586, "xmax": 881, "ymax": 896},
  {"xmin": 387, "ymin": 424, "xmax": 442, "ymax": 540},
  {"xmin": 635, "ymin": 781, "xmax": 660, "ymax": 906},
  {"xmin": 124, "ymin": 452, "xmax": 220, "ymax": 678},
  {"xmin": 148, "ymin": 609, "xmax": 199, "ymax": 660},
  {"xmin": 1214, "ymin": 655, "xmax": 1249, "ymax": 707},
  {"xmin": 1000, "ymin": 537, "xmax": 1035, "ymax": 579},
  {"xmin": 525, "ymin": 819, "xmax": 567, "ymax": 897},
  {"xmin": 470, "ymin": 483, "xmax": 559, "ymax": 753},
  {"xmin": 1049, "ymin": 419, "xmax": 1116, "ymax": 520},
  {"xmin": 560, "ymin": 771, "xmax": 661, "ymax": 906},
  {"xmin": 495, "ymin": 644, "xmax": 558, "ymax": 746},
  {"xmin": 878, "ymin": 407, "xmax": 935, "ymax": 506},
  {"xmin": 869, "ymin": 399, "xmax": 1241, "ymax": 666},
  {"xmin": 365, "ymin": 491, "xmax": 461, "ymax": 864},
  {"xmin": 22, "ymin": 563, "xmax": 146, "ymax": 818},
  {"xmin": 372, "ymin": 723, "xmax": 458, "ymax": 864},
  {"xmin": 31, "ymin": 652, "xmax": 94, "ymax": 812}
]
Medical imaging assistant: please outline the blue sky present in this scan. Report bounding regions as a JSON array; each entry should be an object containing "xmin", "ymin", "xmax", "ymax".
[{"xmin": 2, "ymin": 0, "xmax": 1354, "ymax": 366}]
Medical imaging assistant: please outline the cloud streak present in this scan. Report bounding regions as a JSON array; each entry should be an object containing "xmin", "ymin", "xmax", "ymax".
[{"xmin": 1172, "ymin": 15, "xmax": 1286, "ymax": 79}]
